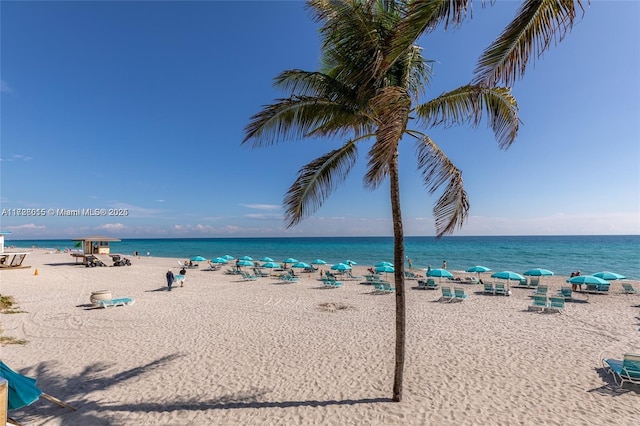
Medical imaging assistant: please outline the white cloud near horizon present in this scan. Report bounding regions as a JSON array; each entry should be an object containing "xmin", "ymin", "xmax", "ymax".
[{"xmin": 241, "ymin": 204, "xmax": 280, "ymax": 211}]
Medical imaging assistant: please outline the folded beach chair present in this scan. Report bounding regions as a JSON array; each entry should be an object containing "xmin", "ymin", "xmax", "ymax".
[
  {"xmin": 621, "ymin": 283, "xmax": 639, "ymax": 294},
  {"xmin": 529, "ymin": 295, "xmax": 548, "ymax": 312},
  {"xmin": 602, "ymin": 354, "xmax": 640, "ymax": 388},
  {"xmin": 546, "ymin": 296, "xmax": 565, "ymax": 313},
  {"xmin": 95, "ymin": 297, "xmax": 135, "ymax": 308},
  {"xmin": 440, "ymin": 286, "xmax": 455, "ymax": 302},
  {"xmin": 453, "ymin": 288, "xmax": 467, "ymax": 301}
]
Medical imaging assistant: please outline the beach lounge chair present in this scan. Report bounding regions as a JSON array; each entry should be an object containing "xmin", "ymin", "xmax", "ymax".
[
  {"xmin": 322, "ymin": 278, "xmax": 343, "ymax": 288},
  {"xmin": 596, "ymin": 283, "xmax": 610, "ymax": 294},
  {"xmin": 546, "ymin": 296, "xmax": 565, "ymax": 313},
  {"xmin": 239, "ymin": 271, "xmax": 258, "ymax": 281},
  {"xmin": 453, "ymin": 288, "xmax": 467, "ymax": 301},
  {"xmin": 95, "ymin": 297, "xmax": 135, "ymax": 308},
  {"xmin": 277, "ymin": 274, "xmax": 298, "ymax": 283},
  {"xmin": 373, "ymin": 282, "xmax": 386, "ymax": 293},
  {"xmin": 602, "ymin": 354, "xmax": 640, "ymax": 388},
  {"xmin": 382, "ymin": 283, "xmax": 395, "ymax": 293},
  {"xmin": 252, "ymin": 267, "xmax": 269, "ymax": 277},
  {"xmin": 621, "ymin": 283, "xmax": 639, "ymax": 294},
  {"xmin": 494, "ymin": 283, "xmax": 508, "ymax": 296},
  {"xmin": 529, "ymin": 295, "xmax": 548, "ymax": 312},
  {"xmin": 558, "ymin": 287, "xmax": 572, "ymax": 300},
  {"xmin": 440, "ymin": 286, "xmax": 455, "ymax": 302},
  {"xmin": 483, "ymin": 282, "xmax": 495, "ymax": 295},
  {"xmin": 534, "ymin": 285, "xmax": 548, "ymax": 295},
  {"xmin": 404, "ymin": 271, "xmax": 418, "ymax": 280},
  {"xmin": 418, "ymin": 278, "xmax": 438, "ymax": 290}
]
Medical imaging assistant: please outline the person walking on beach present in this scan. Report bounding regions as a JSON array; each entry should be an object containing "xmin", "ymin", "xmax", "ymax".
[
  {"xmin": 166, "ymin": 269, "xmax": 175, "ymax": 291},
  {"xmin": 442, "ymin": 260, "xmax": 447, "ymax": 269}
]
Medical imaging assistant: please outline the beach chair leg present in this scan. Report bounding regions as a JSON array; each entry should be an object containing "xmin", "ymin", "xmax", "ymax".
[
  {"xmin": 41, "ymin": 393, "xmax": 77, "ymax": 411},
  {"xmin": 7, "ymin": 418, "xmax": 23, "ymax": 426}
]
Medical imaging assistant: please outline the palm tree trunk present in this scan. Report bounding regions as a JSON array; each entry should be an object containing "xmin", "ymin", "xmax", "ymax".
[{"xmin": 389, "ymin": 149, "xmax": 406, "ymax": 402}]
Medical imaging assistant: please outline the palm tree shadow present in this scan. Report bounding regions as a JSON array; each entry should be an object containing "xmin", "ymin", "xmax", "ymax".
[{"xmin": 9, "ymin": 355, "xmax": 393, "ymax": 425}]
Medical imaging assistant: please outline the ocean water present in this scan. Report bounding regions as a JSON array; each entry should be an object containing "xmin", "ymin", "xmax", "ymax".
[{"xmin": 8, "ymin": 235, "xmax": 640, "ymax": 279}]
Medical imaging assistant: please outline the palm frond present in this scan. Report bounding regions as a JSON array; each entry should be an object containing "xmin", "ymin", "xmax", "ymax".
[
  {"xmin": 415, "ymin": 135, "xmax": 470, "ymax": 237},
  {"xmin": 473, "ymin": 0, "xmax": 585, "ymax": 86},
  {"xmin": 414, "ymin": 84, "xmax": 519, "ymax": 149},
  {"xmin": 384, "ymin": 0, "xmax": 472, "ymax": 72},
  {"xmin": 365, "ymin": 86, "xmax": 411, "ymax": 189},
  {"xmin": 284, "ymin": 142, "xmax": 359, "ymax": 227},
  {"xmin": 243, "ymin": 96, "xmax": 366, "ymax": 147}
]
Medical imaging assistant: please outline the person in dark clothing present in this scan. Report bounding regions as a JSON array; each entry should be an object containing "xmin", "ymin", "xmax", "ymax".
[{"xmin": 166, "ymin": 270, "xmax": 175, "ymax": 291}]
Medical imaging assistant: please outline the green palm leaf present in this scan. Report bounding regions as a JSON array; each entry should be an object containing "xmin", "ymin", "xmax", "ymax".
[
  {"xmin": 415, "ymin": 84, "xmax": 520, "ymax": 149},
  {"xmin": 284, "ymin": 142, "xmax": 359, "ymax": 227},
  {"xmin": 473, "ymin": 0, "xmax": 585, "ymax": 86}
]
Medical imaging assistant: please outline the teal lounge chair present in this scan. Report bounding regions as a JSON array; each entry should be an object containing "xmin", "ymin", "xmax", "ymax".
[
  {"xmin": 602, "ymin": 354, "xmax": 640, "ymax": 388},
  {"xmin": 383, "ymin": 283, "xmax": 395, "ymax": 293},
  {"xmin": 546, "ymin": 296, "xmax": 565, "ymax": 313},
  {"xmin": 622, "ymin": 283, "xmax": 639, "ymax": 294},
  {"xmin": 373, "ymin": 282, "xmax": 386, "ymax": 293},
  {"xmin": 240, "ymin": 271, "xmax": 258, "ymax": 281},
  {"xmin": 454, "ymin": 288, "xmax": 467, "ymax": 301},
  {"xmin": 558, "ymin": 287, "xmax": 572, "ymax": 300},
  {"xmin": 529, "ymin": 295, "xmax": 548, "ymax": 312},
  {"xmin": 483, "ymin": 282, "xmax": 495, "ymax": 295},
  {"xmin": 322, "ymin": 278, "xmax": 343, "ymax": 288},
  {"xmin": 527, "ymin": 277, "xmax": 540, "ymax": 287},
  {"xmin": 96, "ymin": 297, "xmax": 135, "ymax": 308},
  {"xmin": 418, "ymin": 279, "xmax": 438, "ymax": 290},
  {"xmin": 494, "ymin": 283, "xmax": 508, "ymax": 296},
  {"xmin": 596, "ymin": 283, "xmax": 610, "ymax": 294},
  {"xmin": 278, "ymin": 274, "xmax": 298, "ymax": 283},
  {"xmin": 534, "ymin": 285, "xmax": 548, "ymax": 295},
  {"xmin": 440, "ymin": 286, "xmax": 455, "ymax": 302}
]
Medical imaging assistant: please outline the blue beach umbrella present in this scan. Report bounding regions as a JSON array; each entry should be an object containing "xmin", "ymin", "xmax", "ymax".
[
  {"xmin": 311, "ymin": 259, "xmax": 327, "ymax": 265},
  {"xmin": 222, "ymin": 255, "xmax": 235, "ymax": 261},
  {"xmin": 262, "ymin": 261, "xmax": 281, "ymax": 269},
  {"xmin": 427, "ymin": 269, "xmax": 454, "ymax": 278},
  {"xmin": 292, "ymin": 262, "xmax": 311, "ymax": 269},
  {"xmin": 331, "ymin": 263, "xmax": 352, "ymax": 271},
  {"xmin": 566, "ymin": 275, "xmax": 609, "ymax": 285},
  {"xmin": 375, "ymin": 265, "xmax": 394, "ymax": 273},
  {"xmin": 466, "ymin": 265, "xmax": 491, "ymax": 273},
  {"xmin": 375, "ymin": 261, "xmax": 393, "ymax": 268},
  {"xmin": 260, "ymin": 257, "xmax": 274, "ymax": 262},
  {"xmin": 344, "ymin": 260, "xmax": 357, "ymax": 266},
  {"xmin": 190, "ymin": 256, "xmax": 207, "ymax": 262},
  {"xmin": 236, "ymin": 260, "xmax": 254, "ymax": 267},
  {"xmin": 210, "ymin": 257, "xmax": 228, "ymax": 264},
  {"xmin": 283, "ymin": 258, "xmax": 298, "ymax": 264},
  {"xmin": 523, "ymin": 268, "xmax": 554, "ymax": 277},
  {"xmin": 240, "ymin": 256, "xmax": 253, "ymax": 261},
  {"xmin": 491, "ymin": 271, "xmax": 525, "ymax": 289},
  {"xmin": 592, "ymin": 271, "xmax": 626, "ymax": 280}
]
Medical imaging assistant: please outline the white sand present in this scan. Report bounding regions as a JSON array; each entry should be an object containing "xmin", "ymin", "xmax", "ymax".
[{"xmin": 1, "ymin": 249, "xmax": 639, "ymax": 425}]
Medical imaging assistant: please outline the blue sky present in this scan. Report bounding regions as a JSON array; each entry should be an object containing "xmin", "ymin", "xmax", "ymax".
[{"xmin": 1, "ymin": 1, "xmax": 639, "ymax": 239}]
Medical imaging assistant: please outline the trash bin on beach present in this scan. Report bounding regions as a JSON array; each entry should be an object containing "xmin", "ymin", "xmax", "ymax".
[{"xmin": 90, "ymin": 290, "xmax": 112, "ymax": 306}]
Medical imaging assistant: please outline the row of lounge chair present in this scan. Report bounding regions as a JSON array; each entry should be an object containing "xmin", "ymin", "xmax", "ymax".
[
  {"xmin": 483, "ymin": 282, "xmax": 510, "ymax": 296},
  {"xmin": 440, "ymin": 286, "xmax": 467, "ymax": 302},
  {"xmin": 529, "ymin": 295, "xmax": 565, "ymax": 313},
  {"xmin": 321, "ymin": 278, "xmax": 343, "ymax": 288}
]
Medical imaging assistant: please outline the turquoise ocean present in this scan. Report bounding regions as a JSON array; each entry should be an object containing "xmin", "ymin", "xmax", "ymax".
[{"xmin": 9, "ymin": 235, "xmax": 640, "ymax": 279}]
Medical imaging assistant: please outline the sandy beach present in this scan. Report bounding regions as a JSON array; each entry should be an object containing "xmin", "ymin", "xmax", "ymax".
[{"xmin": 1, "ymin": 249, "xmax": 639, "ymax": 425}]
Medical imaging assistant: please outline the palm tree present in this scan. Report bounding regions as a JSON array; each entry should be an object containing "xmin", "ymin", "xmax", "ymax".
[{"xmin": 243, "ymin": 0, "xmax": 584, "ymax": 402}]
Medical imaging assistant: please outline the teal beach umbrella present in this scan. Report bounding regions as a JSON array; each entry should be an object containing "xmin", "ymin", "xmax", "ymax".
[{"xmin": 592, "ymin": 271, "xmax": 626, "ymax": 280}]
